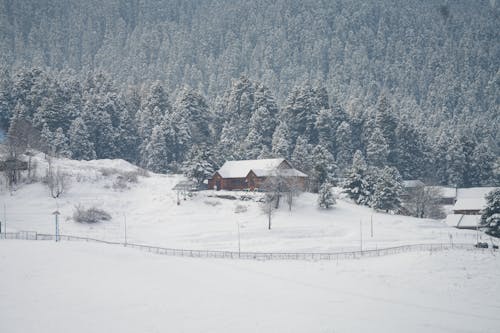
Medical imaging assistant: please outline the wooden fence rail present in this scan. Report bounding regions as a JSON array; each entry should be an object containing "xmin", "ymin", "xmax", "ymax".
[{"xmin": 0, "ymin": 231, "xmax": 480, "ymax": 261}]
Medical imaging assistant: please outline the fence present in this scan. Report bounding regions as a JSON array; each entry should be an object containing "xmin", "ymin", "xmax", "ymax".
[{"xmin": 0, "ymin": 231, "xmax": 480, "ymax": 261}]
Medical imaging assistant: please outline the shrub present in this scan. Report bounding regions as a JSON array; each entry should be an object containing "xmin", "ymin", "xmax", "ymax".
[{"xmin": 73, "ymin": 205, "xmax": 112, "ymax": 223}]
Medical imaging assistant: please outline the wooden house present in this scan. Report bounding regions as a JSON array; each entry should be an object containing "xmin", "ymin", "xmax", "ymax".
[{"xmin": 208, "ymin": 158, "xmax": 308, "ymax": 191}]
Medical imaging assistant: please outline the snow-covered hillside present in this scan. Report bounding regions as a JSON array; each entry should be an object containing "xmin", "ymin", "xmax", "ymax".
[
  {"xmin": 0, "ymin": 154, "xmax": 482, "ymax": 252},
  {"xmin": 1, "ymin": 240, "xmax": 498, "ymax": 333}
]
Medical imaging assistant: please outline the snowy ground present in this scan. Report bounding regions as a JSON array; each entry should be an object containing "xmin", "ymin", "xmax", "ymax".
[
  {"xmin": 0, "ymin": 240, "xmax": 499, "ymax": 333},
  {"xmin": 0, "ymin": 154, "xmax": 484, "ymax": 252}
]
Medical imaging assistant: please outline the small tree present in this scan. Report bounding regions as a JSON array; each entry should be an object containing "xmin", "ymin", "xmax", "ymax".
[
  {"xmin": 371, "ymin": 166, "xmax": 402, "ymax": 212},
  {"xmin": 46, "ymin": 157, "xmax": 70, "ymax": 198},
  {"xmin": 343, "ymin": 150, "xmax": 373, "ymax": 205},
  {"xmin": 182, "ymin": 145, "xmax": 217, "ymax": 188},
  {"xmin": 481, "ymin": 188, "xmax": 500, "ymax": 238},
  {"xmin": 318, "ymin": 183, "xmax": 336, "ymax": 209},
  {"xmin": 405, "ymin": 186, "xmax": 445, "ymax": 219},
  {"xmin": 261, "ymin": 192, "xmax": 276, "ymax": 230}
]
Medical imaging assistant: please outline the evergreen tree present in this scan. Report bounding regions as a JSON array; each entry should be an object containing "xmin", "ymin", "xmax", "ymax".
[
  {"xmin": 335, "ymin": 121, "xmax": 354, "ymax": 172},
  {"xmin": 291, "ymin": 136, "xmax": 314, "ymax": 174},
  {"xmin": 394, "ymin": 119, "xmax": 427, "ymax": 179},
  {"xmin": 52, "ymin": 127, "xmax": 71, "ymax": 158},
  {"xmin": 318, "ymin": 183, "xmax": 336, "ymax": 209},
  {"xmin": 343, "ymin": 150, "xmax": 373, "ymax": 205},
  {"xmin": 144, "ymin": 123, "xmax": 170, "ymax": 173},
  {"xmin": 68, "ymin": 117, "xmax": 96, "ymax": 160},
  {"xmin": 311, "ymin": 145, "xmax": 337, "ymax": 192},
  {"xmin": 446, "ymin": 135, "xmax": 466, "ymax": 187},
  {"xmin": 271, "ymin": 121, "xmax": 292, "ymax": 159},
  {"xmin": 480, "ymin": 188, "xmax": 500, "ymax": 238},
  {"xmin": 182, "ymin": 145, "xmax": 217, "ymax": 187},
  {"xmin": 471, "ymin": 140, "xmax": 496, "ymax": 186},
  {"xmin": 173, "ymin": 87, "xmax": 212, "ymax": 146},
  {"xmin": 375, "ymin": 95, "xmax": 397, "ymax": 163},
  {"xmin": 371, "ymin": 166, "xmax": 402, "ymax": 212},
  {"xmin": 366, "ymin": 128, "xmax": 389, "ymax": 167}
]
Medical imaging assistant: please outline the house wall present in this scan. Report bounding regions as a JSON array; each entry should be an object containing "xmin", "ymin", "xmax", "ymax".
[
  {"xmin": 208, "ymin": 174, "xmax": 248, "ymax": 191},
  {"xmin": 453, "ymin": 209, "xmax": 481, "ymax": 215}
]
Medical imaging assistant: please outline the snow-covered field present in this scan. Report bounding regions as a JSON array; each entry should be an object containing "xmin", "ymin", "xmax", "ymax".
[
  {"xmin": 0, "ymin": 154, "xmax": 483, "ymax": 252},
  {"xmin": 1, "ymin": 240, "xmax": 499, "ymax": 333}
]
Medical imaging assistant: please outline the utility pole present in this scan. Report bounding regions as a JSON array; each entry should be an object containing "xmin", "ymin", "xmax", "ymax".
[
  {"xmin": 124, "ymin": 213, "xmax": 127, "ymax": 246},
  {"xmin": 3, "ymin": 203, "xmax": 6, "ymax": 234},
  {"xmin": 370, "ymin": 214, "xmax": 374, "ymax": 238},
  {"xmin": 360, "ymin": 219, "xmax": 363, "ymax": 252},
  {"xmin": 52, "ymin": 210, "xmax": 60, "ymax": 242},
  {"xmin": 237, "ymin": 222, "xmax": 241, "ymax": 258}
]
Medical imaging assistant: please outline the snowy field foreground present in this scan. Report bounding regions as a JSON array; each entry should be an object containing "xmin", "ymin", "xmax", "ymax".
[
  {"xmin": 0, "ymin": 240, "xmax": 499, "ymax": 333},
  {"xmin": 0, "ymin": 154, "xmax": 484, "ymax": 252}
]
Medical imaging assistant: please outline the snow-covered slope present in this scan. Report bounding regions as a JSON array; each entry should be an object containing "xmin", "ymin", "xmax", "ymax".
[
  {"xmin": 0, "ymin": 154, "xmax": 481, "ymax": 252},
  {"xmin": 1, "ymin": 240, "xmax": 498, "ymax": 333}
]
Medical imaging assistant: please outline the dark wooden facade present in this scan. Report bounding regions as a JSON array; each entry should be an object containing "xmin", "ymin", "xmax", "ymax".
[
  {"xmin": 208, "ymin": 172, "xmax": 248, "ymax": 191},
  {"xmin": 208, "ymin": 159, "xmax": 308, "ymax": 191}
]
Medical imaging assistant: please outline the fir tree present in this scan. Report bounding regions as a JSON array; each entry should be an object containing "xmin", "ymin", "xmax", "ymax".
[
  {"xmin": 318, "ymin": 183, "xmax": 336, "ymax": 209},
  {"xmin": 291, "ymin": 136, "xmax": 314, "ymax": 174},
  {"xmin": 480, "ymin": 188, "xmax": 500, "ymax": 238},
  {"xmin": 343, "ymin": 150, "xmax": 373, "ymax": 205},
  {"xmin": 52, "ymin": 127, "xmax": 71, "ymax": 158},
  {"xmin": 144, "ymin": 123, "xmax": 169, "ymax": 173},
  {"xmin": 311, "ymin": 145, "xmax": 337, "ymax": 192},
  {"xmin": 335, "ymin": 121, "xmax": 354, "ymax": 172},
  {"xmin": 68, "ymin": 117, "xmax": 96, "ymax": 160},
  {"xmin": 271, "ymin": 121, "xmax": 292, "ymax": 159},
  {"xmin": 367, "ymin": 128, "xmax": 389, "ymax": 167},
  {"xmin": 371, "ymin": 166, "xmax": 402, "ymax": 212},
  {"xmin": 182, "ymin": 145, "xmax": 217, "ymax": 187}
]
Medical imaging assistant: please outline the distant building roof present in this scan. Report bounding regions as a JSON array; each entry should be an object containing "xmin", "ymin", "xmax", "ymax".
[
  {"xmin": 251, "ymin": 168, "xmax": 308, "ymax": 178},
  {"xmin": 445, "ymin": 214, "xmax": 481, "ymax": 229},
  {"xmin": 452, "ymin": 198, "xmax": 487, "ymax": 211},
  {"xmin": 456, "ymin": 187, "xmax": 497, "ymax": 200},
  {"xmin": 217, "ymin": 158, "xmax": 286, "ymax": 178},
  {"xmin": 427, "ymin": 186, "xmax": 457, "ymax": 198},
  {"xmin": 402, "ymin": 180, "xmax": 425, "ymax": 188}
]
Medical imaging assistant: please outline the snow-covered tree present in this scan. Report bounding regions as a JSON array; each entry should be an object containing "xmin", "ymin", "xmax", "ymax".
[
  {"xmin": 182, "ymin": 145, "xmax": 217, "ymax": 187},
  {"xmin": 291, "ymin": 135, "xmax": 313, "ymax": 174},
  {"xmin": 480, "ymin": 188, "xmax": 500, "ymax": 238},
  {"xmin": 271, "ymin": 121, "xmax": 292, "ymax": 158},
  {"xmin": 68, "ymin": 117, "xmax": 96, "ymax": 160},
  {"xmin": 343, "ymin": 150, "xmax": 373, "ymax": 205},
  {"xmin": 335, "ymin": 121, "xmax": 354, "ymax": 171},
  {"xmin": 52, "ymin": 127, "xmax": 71, "ymax": 158},
  {"xmin": 367, "ymin": 128, "xmax": 389, "ymax": 167},
  {"xmin": 318, "ymin": 183, "xmax": 336, "ymax": 209},
  {"xmin": 371, "ymin": 166, "xmax": 402, "ymax": 212},
  {"xmin": 311, "ymin": 145, "xmax": 337, "ymax": 192},
  {"xmin": 143, "ymin": 123, "xmax": 170, "ymax": 173}
]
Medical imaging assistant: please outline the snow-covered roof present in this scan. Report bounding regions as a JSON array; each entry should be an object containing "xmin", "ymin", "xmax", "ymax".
[
  {"xmin": 459, "ymin": 215, "xmax": 481, "ymax": 228},
  {"xmin": 427, "ymin": 186, "xmax": 457, "ymax": 198},
  {"xmin": 452, "ymin": 198, "xmax": 486, "ymax": 211},
  {"xmin": 216, "ymin": 158, "xmax": 308, "ymax": 178},
  {"xmin": 445, "ymin": 214, "xmax": 463, "ymax": 227},
  {"xmin": 445, "ymin": 214, "xmax": 481, "ymax": 228},
  {"xmin": 456, "ymin": 187, "xmax": 497, "ymax": 200},
  {"xmin": 251, "ymin": 168, "xmax": 308, "ymax": 178},
  {"xmin": 402, "ymin": 180, "xmax": 425, "ymax": 188},
  {"xmin": 217, "ymin": 159, "xmax": 286, "ymax": 178}
]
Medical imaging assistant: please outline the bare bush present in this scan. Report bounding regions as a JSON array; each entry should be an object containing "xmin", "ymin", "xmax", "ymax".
[
  {"xmin": 99, "ymin": 167, "xmax": 120, "ymax": 177},
  {"xmin": 73, "ymin": 205, "xmax": 112, "ymax": 223},
  {"xmin": 45, "ymin": 157, "xmax": 70, "ymax": 198}
]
